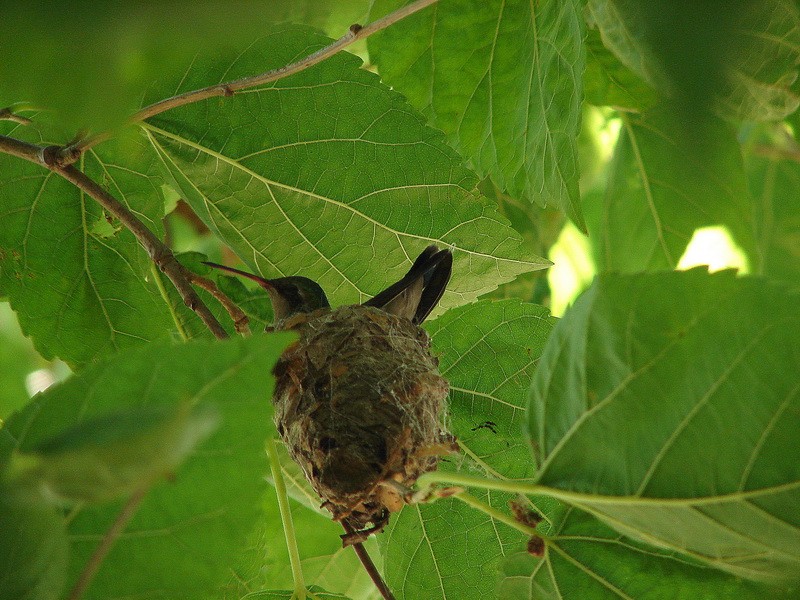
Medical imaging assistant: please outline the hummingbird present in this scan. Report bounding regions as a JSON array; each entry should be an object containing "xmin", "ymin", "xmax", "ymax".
[{"xmin": 203, "ymin": 245, "xmax": 452, "ymax": 328}]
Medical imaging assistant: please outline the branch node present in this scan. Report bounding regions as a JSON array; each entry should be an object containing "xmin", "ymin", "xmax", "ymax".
[
  {"xmin": 349, "ymin": 23, "xmax": 363, "ymax": 35},
  {"xmin": 39, "ymin": 145, "xmax": 61, "ymax": 167},
  {"xmin": 0, "ymin": 106, "xmax": 33, "ymax": 126},
  {"xmin": 222, "ymin": 85, "xmax": 235, "ymax": 97}
]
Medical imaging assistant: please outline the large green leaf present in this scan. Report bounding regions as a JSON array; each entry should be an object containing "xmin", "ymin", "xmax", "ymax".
[
  {"xmin": 586, "ymin": 0, "xmax": 800, "ymax": 121},
  {"xmin": 0, "ymin": 3, "xmax": 343, "ymax": 132},
  {"xmin": 8, "ymin": 402, "xmax": 218, "ymax": 504},
  {"xmin": 528, "ymin": 270, "xmax": 800, "ymax": 583},
  {"xmin": 588, "ymin": 107, "xmax": 754, "ymax": 273},
  {"xmin": 0, "ymin": 121, "xmax": 178, "ymax": 367},
  {"xmin": 0, "ymin": 487, "xmax": 68, "ymax": 600},
  {"xmin": 0, "ymin": 334, "xmax": 293, "ymax": 599},
  {"xmin": 144, "ymin": 25, "xmax": 545, "ymax": 311},
  {"xmin": 368, "ymin": 0, "xmax": 586, "ymax": 227},
  {"xmin": 382, "ymin": 300, "xmax": 556, "ymax": 598},
  {"xmin": 499, "ymin": 507, "xmax": 788, "ymax": 599}
]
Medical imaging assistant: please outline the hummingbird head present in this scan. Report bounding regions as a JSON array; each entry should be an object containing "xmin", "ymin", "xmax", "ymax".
[{"xmin": 203, "ymin": 262, "xmax": 330, "ymax": 329}]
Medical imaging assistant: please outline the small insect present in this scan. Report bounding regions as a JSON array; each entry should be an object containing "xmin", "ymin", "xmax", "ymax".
[
  {"xmin": 471, "ymin": 420, "xmax": 498, "ymax": 434},
  {"xmin": 206, "ymin": 246, "xmax": 456, "ymax": 544}
]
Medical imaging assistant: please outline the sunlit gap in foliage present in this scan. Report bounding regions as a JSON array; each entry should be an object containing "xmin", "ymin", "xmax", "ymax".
[
  {"xmin": 548, "ymin": 222, "xmax": 596, "ymax": 317},
  {"xmin": 594, "ymin": 111, "xmax": 622, "ymax": 165},
  {"xmin": 677, "ymin": 226, "xmax": 750, "ymax": 274}
]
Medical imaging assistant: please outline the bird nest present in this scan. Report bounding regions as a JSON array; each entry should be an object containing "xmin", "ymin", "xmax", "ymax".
[{"xmin": 273, "ymin": 304, "xmax": 453, "ymax": 542}]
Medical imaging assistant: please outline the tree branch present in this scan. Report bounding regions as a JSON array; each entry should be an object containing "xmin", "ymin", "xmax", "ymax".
[
  {"xmin": 0, "ymin": 105, "xmax": 32, "ymax": 125},
  {"xmin": 55, "ymin": 0, "xmax": 439, "ymax": 162},
  {"xmin": 342, "ymin": 522, "xmax": 397, "ymax": 600},
  {"xmin": 187, "ymin": 271, "xmax": 251, "ymax": 336},
  {"xmin": 0, "ymin": 134, "xmax": 230, "ymax": 340}
]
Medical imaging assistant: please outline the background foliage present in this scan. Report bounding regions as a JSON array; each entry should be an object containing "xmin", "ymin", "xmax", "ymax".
[{"xmin": 1, "ymin": 1, "xmax": 799, "ymax": 599}]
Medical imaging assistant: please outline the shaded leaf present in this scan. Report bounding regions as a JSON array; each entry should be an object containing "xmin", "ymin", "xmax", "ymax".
[
  {"xmin": 0, "ymin": 3, "xmax": 337, "ymax": 131},
  {"xmin": 587, "ymin": 107, "xmax": 754, "ymax": 273},
  {"xmin": 382, "ymin": 300, "xmax": 556, "ymax": 598},
  {"xmin": 583, "ymin": 28, "xmax": 657, "ymax": 110},
  {"xmin": 0, "ymin": 334, "xmax": 293, "ymax": 599},
  {"xmin": 0, "ymin": 121, "xmax": 177, "ymax": 367},
  {"xmin": 747, "ymin": 152, "xmax": 800, "ymax": 283},
  {"xmin": 528, "ymin": 270, "xmax": 800, "ymax": 583},
  {"xmin": 0, "ymin": 487, "xmax": 68, "ymax": 600},
  {"xmin": 586, "ymin": 0, "xmax": 800, "ymax": 121},
  {"xmin": 9, "ymin": 402, "xmax": 218, "ymax": 504},
  {"xmin": 369, "ymin": 0, "xmax": 586, "ymax": 227}
]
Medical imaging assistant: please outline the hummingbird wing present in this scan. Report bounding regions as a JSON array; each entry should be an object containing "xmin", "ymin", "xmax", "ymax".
[{"xmin": 364, "ymin": 245, "xmax": 452, "ymax": 324}]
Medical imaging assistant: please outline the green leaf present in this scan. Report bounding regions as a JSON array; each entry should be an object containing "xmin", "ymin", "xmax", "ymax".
[
  {"xmin": 747, "ymin": 153, "xmax": 800, "ymax": 284},
  {"xmin": 588, "ymin": 107, "xmax": 754, "ymax": 273},
  {"xmin": 0, "ymin": 334, "xmax": 293, "ymax": 599},
  {"xmin": 499, "ymin": 507, "xmax": 789, "ymax": 599},
  {"xmin": 583, "ymin": 28, "xmax": 657, "ymax": 110},
  {"xmin": 368, "ymin": 0, "xmax": 586, "ymax": 228},
  {"xmin": 586, "ymin": 0, "xmax": 800, "ymax": 121},
  {"xmin": 0, "ymin": 487, "xmax": 68, "ymax": 600},
  {"xmin": 0, "ymin": 122, "xmax": 178, "ymax": 367},
  {"xmin": 0, "ymin": 3, "xmax": 345, "ymax": 132},
  {"xmin": 144, "ymin": 25, "xmax": 545, "ymax": 312},
  {"xmin": 9, "ymin": 402, "xmax": 218, "ymax": 504},
  {"xmin": 528, "ymin": 270, "xmax": 800, "ymax": 583},
  {"xmin": 382, "ymin": 300, "xmax": 556, "ymax": 598}
]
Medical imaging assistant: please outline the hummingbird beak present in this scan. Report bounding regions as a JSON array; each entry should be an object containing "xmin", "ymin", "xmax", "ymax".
[{"xmin": 202, "ymin": 262, "xmax": 274, "ymax": 291}]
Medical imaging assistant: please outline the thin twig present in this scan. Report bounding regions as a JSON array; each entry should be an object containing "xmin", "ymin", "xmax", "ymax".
[
  {"xmin": 188, "ymin": 271, "xmax": 251, "ymax": 335},
  {"xmin": 0, "ymin": 134, "xmax": 229, "ymax": 340},
  {"xmin": 56, "ymin": 0, "xmax": 439, "ymax": 162},
  {"xmin": 0, "ymin": 106, "xmax": 32, "ymax": 125},
  {"xmin": 341, "ymin": 522, "xmax": 396, "ymax": 600},
  {"xmin": 67, "ymin": 485, "xmax": 150, "ymax": 600}
]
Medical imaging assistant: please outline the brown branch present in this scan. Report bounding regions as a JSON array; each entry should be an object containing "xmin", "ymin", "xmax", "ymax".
[
  {"xmin": 67, "ymin": 485, "xmax": 150, "ymax": 600},
  {"xmin": 187, "ymin": 271, "xmax": 251, "ymax": 336},
  {"xmin": 0, "ymin": 134, "xmax": 230, "ymax": 340},
  {"xmin": 341, "ymin": 522, "xmax": 396, "ymax": 600},
  {"xmin": 56, "ymin": 0, "xmax": 439, "ymax": 162},
  {"xmin": 0, "ymin": 106, "xmax": 32, "ymax": 125}
]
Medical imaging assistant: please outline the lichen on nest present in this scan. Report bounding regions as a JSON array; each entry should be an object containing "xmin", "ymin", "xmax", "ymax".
[{"xmin": 273, "ymin": 304, "xmax": 453, "ymax": 541}]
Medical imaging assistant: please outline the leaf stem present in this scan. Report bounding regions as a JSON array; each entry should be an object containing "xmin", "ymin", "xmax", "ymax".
[
  {"xmin": 57, "ymin": 0, "xmax": 439, "ymax": 160},
  {"xmin": 267, "ymin": 438, "xmax": 306, "ymax": 600},
  {"xmin": 0, "ymin": 134, "xmax": 230, "ymax": 340},
  {"xmin": 67, "ymin": 484, "xmax": 150, "ymax": 600},
  {"xmin": 454, "ymin": 492, "xmax": 539, "ymax": 537}
]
